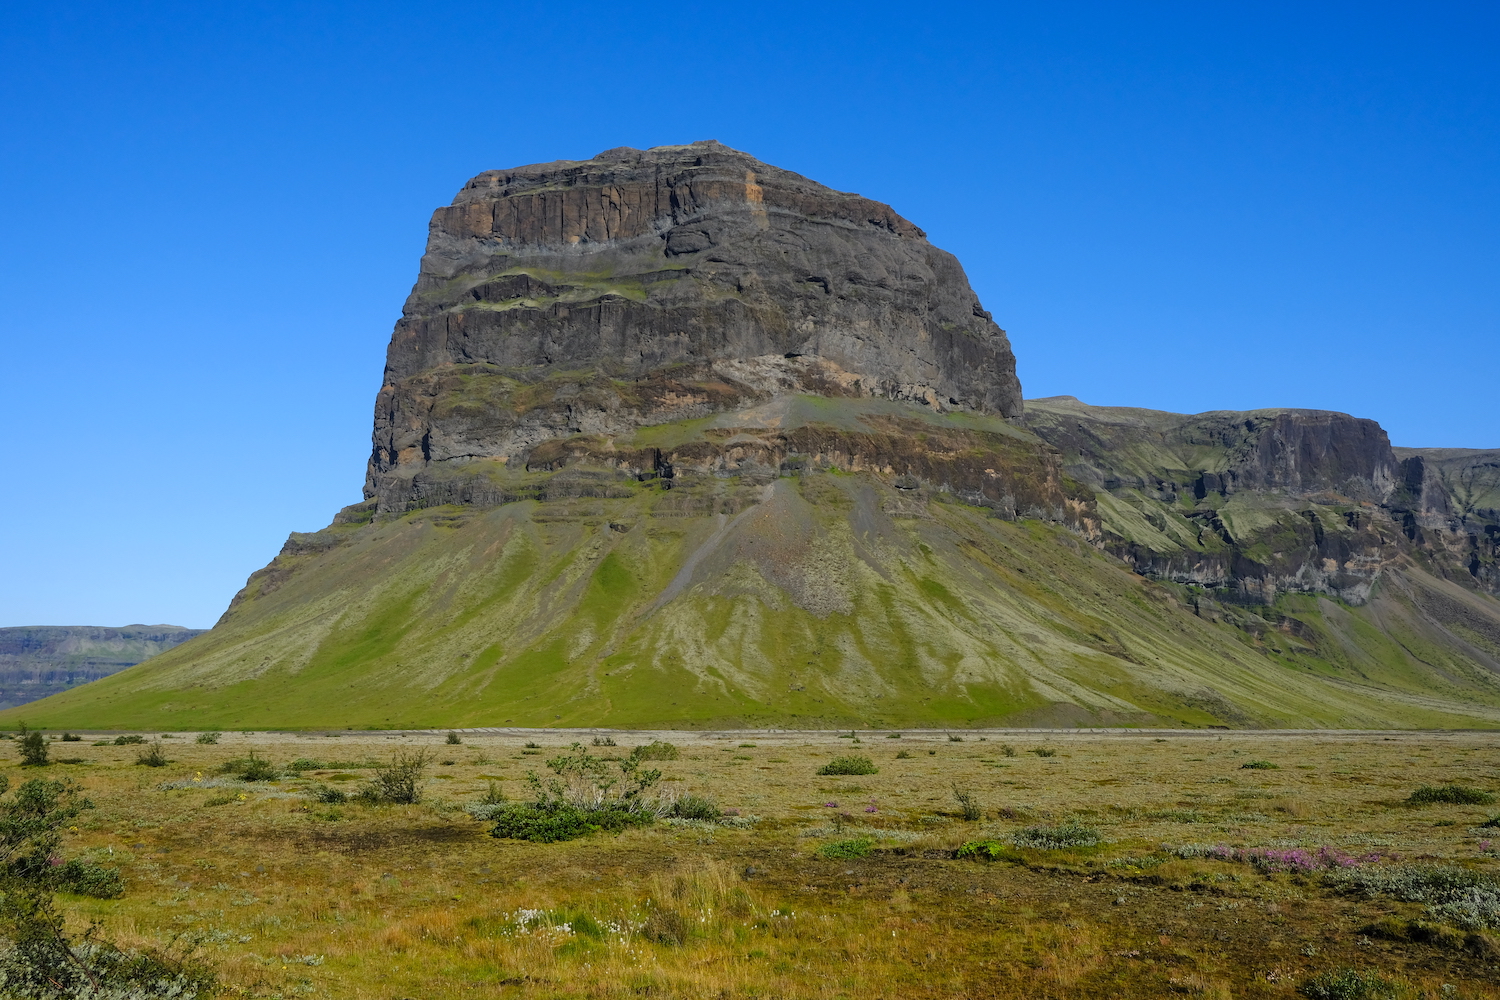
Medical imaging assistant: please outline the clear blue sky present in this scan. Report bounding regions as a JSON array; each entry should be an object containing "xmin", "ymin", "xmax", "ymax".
[{"xmin": 2, "ymin": 2, "xmax": 1496, "ymax": 629}]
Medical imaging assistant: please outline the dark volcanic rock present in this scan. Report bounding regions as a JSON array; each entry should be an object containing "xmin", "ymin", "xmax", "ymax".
[
  {"xmin": 367, "ymin": 141, "xmax": 1022, "ymax": 512},
  {"xmin": 1023, "ymin": 397, "xmax": 1500, "ymax": 603},
  {"xmin": 0, "ymin": 625, "xmax": 205, "ymax": 710}
]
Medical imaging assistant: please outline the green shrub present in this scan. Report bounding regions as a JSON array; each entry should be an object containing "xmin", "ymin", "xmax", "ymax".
[
  {"xmin": 1013, "ymin": 819, "xmax": 1101, "ymax": 849},
  {"xmin": 112, "ymin": 735, "xmax": 146, "ymax": 746},
  {"xmin": 51, "ymin": 859, "xmax": 124, "ymax": 899},
  {"xmin": 956, "ymin": 840, "xmax": 1022, "ymax": 862},
  {"xmin": 948, "ymin": 734, "xmax": 964, "ymax": 742},
  {"xmin": 1031, "ymin": 747, "xmax": 1056, "ymax": 758},
  {"xmin": 134, "ymin": 741, "xmax": 169, "ymax": 767},
  {"xmin": 446, "ymin": 732, "xmax": 462, "ymax": 745},
  {"xmin": 17, "ymin": 733, "xmax": 48, "ymax": 768},
  {"xmin": 358, "ymin": 750, "xmax": 431, "ymax": 804},
  {"xmin": 817, "ymin": 756, "xmax": 877, "ymax": 776},
  {"xmin": 489, "ymin": 803, "xmax": 652, "ymax": 843},
  {"xmin": 285, "ymin": 758, "xmax": 323, "ymax": 772},
  {"xmin": 58, "ymin": 734, "xmax": 80, "ymax": 743},
  {"xmin": 221, "ymin": 753, "xmax": 278, "ymax": 782},
  {"xmin": 632, "ymin": 741, "xmax": 679, "ymax": 761},
  {"xmin": 817, "ymin": 837, "xmax": 874, "ymax": 860},
  {"xmin": 1241, "ymin": 760, "xmax": 1279, "ymax": 769},
  {"xmin": 895, "ymin": 750, "xmax": 912, "ymax": 759},
  {"xmin": 953, "ymin": 785, "xmax": 983, "ymax": 821},
  {"xmin": 1000, "ymin": 743, "xmax": 1017, "ymax": 757},
  {"xmin": 1407, "ymin": 784, "xmax": 1495, "ymax": 805},
  {"xmin": 195, "ymin": 731, "xmax": 220, "ymax": 745},
  {"xmin": 669, "ymin": 795, "xmax": 720, "ymax": 821},
  {"xmin": 309, "ymin": 785, "xmax": 347, "ymax": 804},
  {"xmin": 1299, "ymin": 967, "xmax": 1403, "ymax": 1000}
]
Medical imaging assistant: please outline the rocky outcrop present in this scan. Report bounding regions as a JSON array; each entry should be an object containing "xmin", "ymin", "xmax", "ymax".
[
  {"xmin": 1023, "ymin": 397, "xmax": 1499, "ymax": 604},
  {"xmin": 366, "ymin": 141, "xmax": 1022, "ymax": 513},
  {"xmin": 0, "ymin": 625, "xmax": 205, "ymax": 710}
]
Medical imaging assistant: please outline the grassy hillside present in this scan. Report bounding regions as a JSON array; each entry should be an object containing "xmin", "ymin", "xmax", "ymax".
[{"xmin": 9, "ymin": 399, "xmax": 1500, "ymax": 730}]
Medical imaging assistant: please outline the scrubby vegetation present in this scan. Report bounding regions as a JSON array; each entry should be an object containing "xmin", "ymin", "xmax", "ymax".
[
  {"xmin": 488, "ymin": 743, "xmax": 668, "ymax": 842},
  {"xmin": 1406, "ymin": 784, "xmax": 1495, "ymax": 805},
  {"xmin": 816, "ymin": 755, "xmax": 877, "ymax": 776},
  {"xmin": 0, "ymin": 730, "xmax": 1495, "ymax": 998},
  {"xmin": 0, "ymin": 775, "xmax": 204, "ymax": 995}
]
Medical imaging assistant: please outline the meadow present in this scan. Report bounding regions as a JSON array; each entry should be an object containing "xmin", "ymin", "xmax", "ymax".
[{"xmin": 11, "ymin": 727, "xmax": 1500, "ymax": 999}]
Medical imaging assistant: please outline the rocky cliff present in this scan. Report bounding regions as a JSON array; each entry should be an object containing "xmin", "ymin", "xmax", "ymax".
[
  {"xmin": 0, "ymin": 625, "xmax": 205, "ymax": 710},
  {"xmin": 1022, "ymin": 397, "xmax": 1500, "ymax": 605},
  {"xmin": 367, "ymin": 141, "xmax": 1022, "ymax": 515}
]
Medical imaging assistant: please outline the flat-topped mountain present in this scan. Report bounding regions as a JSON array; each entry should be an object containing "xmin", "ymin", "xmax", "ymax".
[
  {"xmin": 370, "ymin": 140, "xmax": 1021, "ymax": 515},
  {"xmin": 7, "ymin": 146, "xmax": 1498, "ymax": 731}
]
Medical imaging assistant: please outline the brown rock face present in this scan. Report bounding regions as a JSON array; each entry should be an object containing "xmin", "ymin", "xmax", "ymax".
[{"xmin": 366, "ymin": 141, "xmax": 1022, "ymax": 509}]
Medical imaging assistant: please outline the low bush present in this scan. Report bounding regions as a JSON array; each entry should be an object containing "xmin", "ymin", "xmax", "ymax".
[
  {"xmin": 1000, "ymin": 743, "xmax": 1017, "ymax": 758},
  {"xmin": 590, "ymin": 735, "xmax": 617, "ymax": 747},
  {"xmin": 670, "ymin": 795, "xmax": 720, "ymax": 821},
  {"xmin": 286, "ymin": 758, "xmax": 323, "ymax": 772},
  {"xmin": 50, "ymin": 859, "xmax": 124, "ymax": 899},
  {"xmin": 1407, "ymin": 784, "xmax": 1495, "ymax": 806},
  {"xmin": 1013, "ymin": 819, "xmax": 1101, "ymax": 849},
  {"xmin": 1031, "ymin": 747, "xmax": 1056, "ymax": 758},
  {"xmin": 895, "ymin": 750, "xmax": 912, "ymax": 759},
  {"xmin": 195, "ymin": 731, "xmax": 220, "ymax": 745},
  {"xmin": 1241, "ymin": 760, "xmax": 1279, "ymax": 769},
  {"xmin": 633, "ymin": 741, "xmax": 679, "ymax": 761},
  {"xmin": 308, "ymin": 784, "xmax": 347, "ymax": 804},
  {"xmin": 953, "ymin": 785, "xmax": 983, "ymax": 821},
  {"xmin": 490, "ymin": 742, "xmax": 668, "ymax": 841},
  {"xmin": 134, "ymin": 741, "xmax": 169, "ymax": 767},
  {"xmin": 357, "ymin": 750, "xmax": 432, "ymax": 805},
  {"xmin": 1298, "ymin": 967, "xmax": 1403, "ymax": 1000},
  {"xmin": 817, "ymin": 756, "xmax": 877, "ymax": 776},
  {"xmin": 220, "ymin": 753, "xmax": 278, "ymax": 782},
  {"xmin": 17, "ymin": 733, "xmax": 48, "ymax": 768},
  {"xmin": 817, "ymin": 837, "xmax": 874, "ymax": 860},
  {"xmin": 58, "ymin": 734, "xmax": 80, "ymax": 743},
  {"xmin": 1327, "ymin": 863, "xmax": 1500, "ymax": 931},
  {"xmin": 446, "ymin": 732, "xmax": 462, "ymax": 745},
  {"xmin": 112, "ymin": 735, "xmax": 146, "ymax": 746},
  {"xmin": 948, "ymin": 734, "xmax": 964, "ymax": 742},
  {"xmin": 489, "ymin": 802, "xmax": 653, "ymax": 842},
  {"xmin": 956, "ymin": 839, "xmax": 1023, "ymax": 862}
]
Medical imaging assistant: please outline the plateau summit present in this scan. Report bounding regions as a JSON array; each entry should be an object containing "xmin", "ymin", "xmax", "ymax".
[{"xmin": 14, "ymin": 142, "xmax": 1500, "ymax": 731}]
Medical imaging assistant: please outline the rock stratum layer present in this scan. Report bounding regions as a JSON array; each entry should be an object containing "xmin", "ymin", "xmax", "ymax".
[
  {"xmin": 368, "ymin": 141, "xmax": 1021, "ymax": 514},
  {"xmin": 0, "ymin": 625, "xmax": 204, "ymax": 710},
  {"xmin": 7, "ymin": 145, "xmax": 1500, "ymax": 731}
]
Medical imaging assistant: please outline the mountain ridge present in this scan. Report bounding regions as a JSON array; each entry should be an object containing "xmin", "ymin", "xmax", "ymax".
[{"xmin": 5, "ymin": 144, "xmax": 1497, "ymax": 731}]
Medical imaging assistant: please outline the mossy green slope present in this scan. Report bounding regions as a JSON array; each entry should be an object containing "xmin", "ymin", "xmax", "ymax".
[{"xmin": 9, "ymin": 434, "xmax": 1500, "ymax": 730}]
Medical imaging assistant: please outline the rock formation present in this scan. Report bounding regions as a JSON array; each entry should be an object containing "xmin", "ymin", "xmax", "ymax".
[
  {"xmin": 1022, "ymin": 397, "xmax": 1500, "ymax": 605},
  {"xmin": 367, "ymin": 141, "xmax": 1022, "ymax": 514},
  {"xmin": 7, "ymin": 145, "xmax": 1499, "ymax": 732}
]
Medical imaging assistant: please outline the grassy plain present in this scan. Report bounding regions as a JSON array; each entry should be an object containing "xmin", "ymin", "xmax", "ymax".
[{"xmin": 20, "ymin": 728, "xmax": 1500, "ymax": 999}]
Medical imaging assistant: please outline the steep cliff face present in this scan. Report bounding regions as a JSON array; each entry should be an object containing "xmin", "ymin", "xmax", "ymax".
[
  {"xmin": 1023, "ymin": 397, "xmax": 1499, "ymax": 605},
  {"xmin": 0, "ymin": 625, "xmax": 204, "ymax": 710},
  {"xmin": 367, "ymin": 141, "xmax": 1022, "ymax": 514}
]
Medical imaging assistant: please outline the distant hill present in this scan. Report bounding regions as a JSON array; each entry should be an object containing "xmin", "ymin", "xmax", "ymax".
[{"xmin": 0, "ymin": 625, "xmax": 205, "ymax": 710}]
